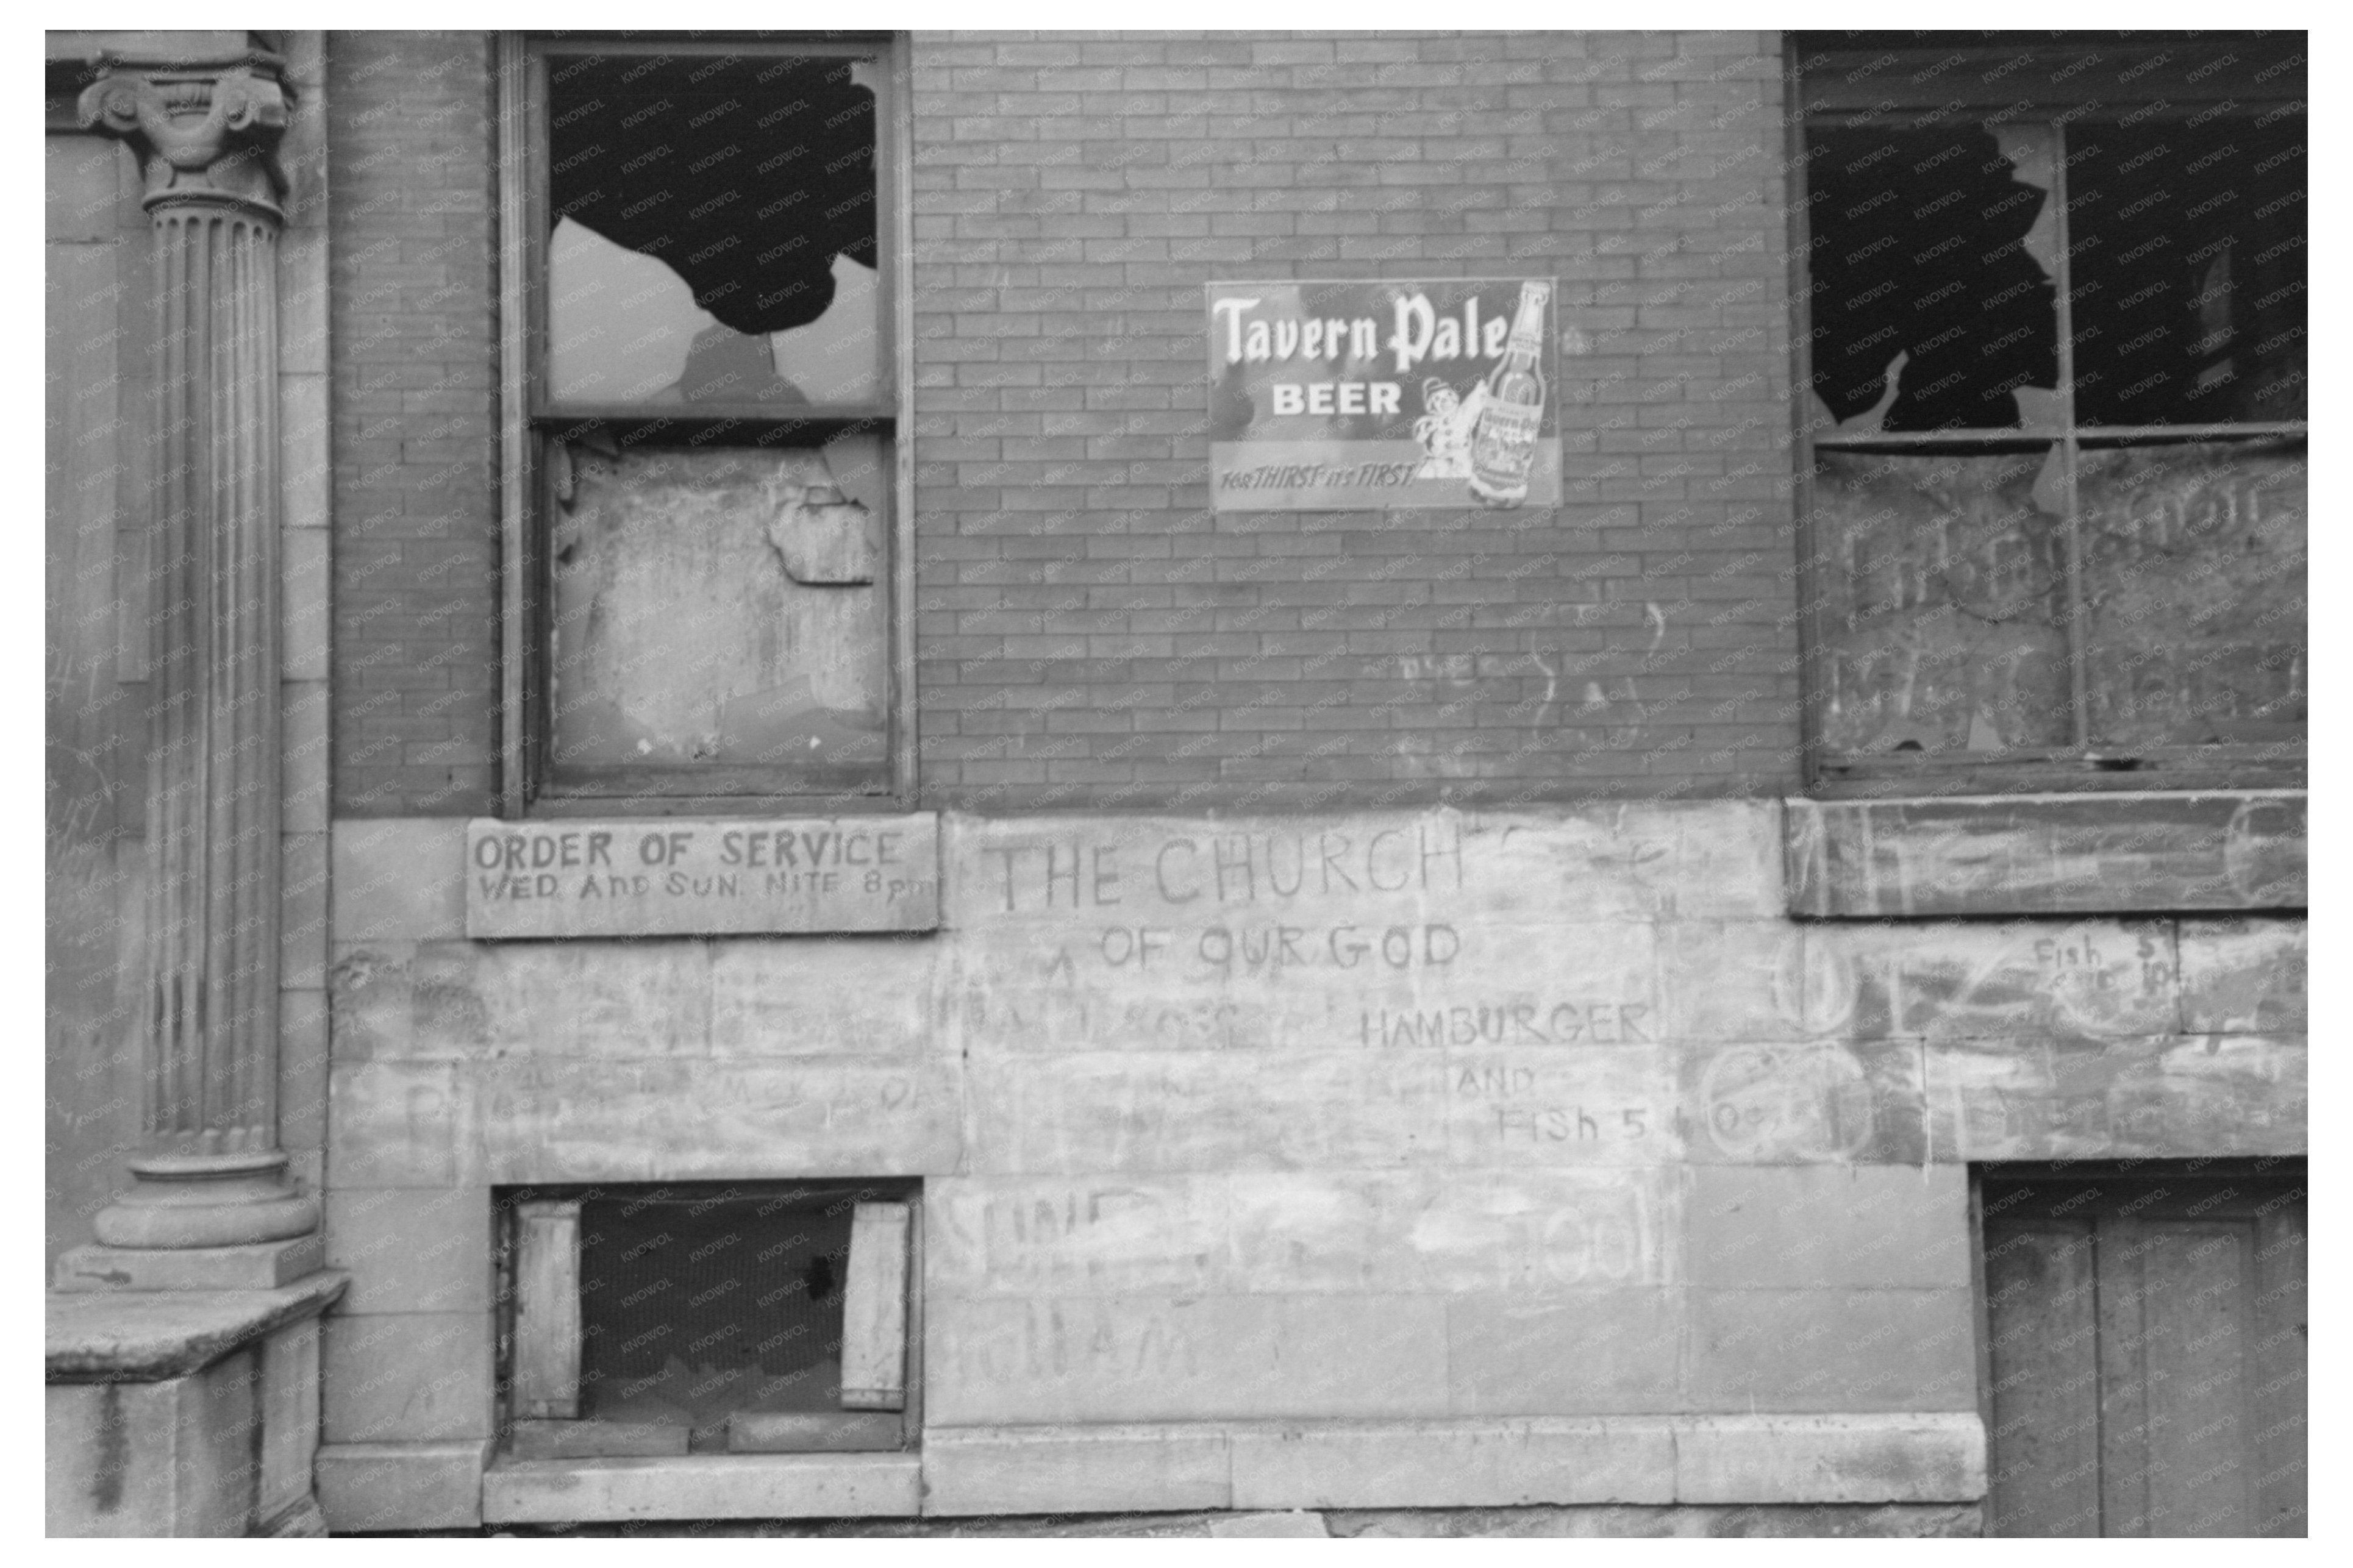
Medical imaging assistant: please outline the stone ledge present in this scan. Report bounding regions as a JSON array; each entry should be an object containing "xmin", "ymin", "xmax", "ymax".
[
  {"xmin": 1228, "ymin": 1417, "xmax": 1678, "ymax": 1509},
  {"xmin": 1674, "ymin": 1413, "xmax": 1986, "ymax": 1505},
  {"xmin": 332, "ymin": 1414, "xmax": 1988, "ymax": 1530},
  {"xmin": 46, "ymin": 1270, "xmax": 349, "ymax": 1384},
  {"xmin": 923, "ymin": 1424, "xmax": 1229, "ymax": 1516},
  {"xmin": 481, "ymin": 1452, "xmax": 921, "ymax": 1525}
]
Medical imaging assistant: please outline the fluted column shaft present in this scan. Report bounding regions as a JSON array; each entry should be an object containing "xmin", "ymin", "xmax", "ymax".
[
  {"xmin": 147, "ymin": 197, "xmax": 282, "ymax": 1150},
  {"xmin": 80, "ymin": 52, "xmax": 314, "ymax": 1246}
]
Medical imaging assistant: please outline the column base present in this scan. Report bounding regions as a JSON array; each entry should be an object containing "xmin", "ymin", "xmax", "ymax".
[
  {"xmin": 56, "ymin": 1232, "xmax": 325, "ymax": 1292},
  {"xmin": 91, "ymin": 1150, "xmax": 319, "ymax": 1249}
]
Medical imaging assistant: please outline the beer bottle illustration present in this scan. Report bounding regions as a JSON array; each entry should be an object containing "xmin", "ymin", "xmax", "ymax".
[{"xmin": 1467, "ymin": 281, "xmax": 1551, "ymax": 509}]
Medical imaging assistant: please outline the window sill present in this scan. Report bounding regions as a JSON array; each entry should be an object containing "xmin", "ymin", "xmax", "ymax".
[
  {"xmin": 1783, "ymin": 789, "xmax": 2305, "ymax": 918},
  {"xmin": 480, "ymin": 1450, "xmax": 921, "ymax": 1525}
]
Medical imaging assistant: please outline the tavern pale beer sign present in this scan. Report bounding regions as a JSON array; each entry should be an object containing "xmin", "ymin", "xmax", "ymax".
[
  {"xmin": 465, "ymin": 816, "xmax": 940, "ymax": 937},
  {"xmin": 1207, "ymin": 278, "xmax": 1563, "ymax": 511}
]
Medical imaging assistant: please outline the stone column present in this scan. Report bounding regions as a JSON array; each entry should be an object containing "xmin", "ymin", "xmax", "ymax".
[{"xmin": 77, "ymin": 46, "xmax": 315, "ymax": 1255}]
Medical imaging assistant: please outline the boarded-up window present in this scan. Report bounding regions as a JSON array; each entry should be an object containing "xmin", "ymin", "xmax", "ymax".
[
  {"xmin": 507, "ymin": 35, "xmax": 902, "ymax": 806},
  {"xmin": 1793, "ymin": 37, "xmax": 2305, "ymax": 788}
]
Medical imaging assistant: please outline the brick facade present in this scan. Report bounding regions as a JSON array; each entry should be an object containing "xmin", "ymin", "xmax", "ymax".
[
  {"xmin": 323, "ymin": 31, "xmax": 1799, "ymax": 815},
  {"xmin": 328, "ymin": 32, "xmax": 500, "ymax": 816},
  {"xmin": 907, "ymin": 32, "xmax": 1799, "ymax": 811}
]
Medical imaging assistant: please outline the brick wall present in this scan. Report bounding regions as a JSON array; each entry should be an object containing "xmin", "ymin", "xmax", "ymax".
[
  {"xmin": 328, "ymin": 32, "xmax": 499, "ymax": 816},
  {"xmin": 909, "ymin": 31, "xmax": 1801, "ymax": 813}
]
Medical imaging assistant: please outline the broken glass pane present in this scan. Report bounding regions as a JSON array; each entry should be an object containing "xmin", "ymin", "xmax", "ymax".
[
  {"xmin": 1804, "ymin": 126, "xmax": 2059, "ymax": 433},
  {"xmin": 2079, "ymin": 439, "xmax": 2305, "ymax": 748},
  {"xmin": 2066, "ymin": 118, "xmax": 2307, "ymax": 426},
  {"xmin": 545, "ymin": 52, "xmax": 882, "ymax": 407},
  {"xmin": 549, "ymin": 434, "xmax": 888, "ymax": 783},
  {"xmin": 1812, "ymin": 447, "xmax": 2074, "ymax": 755}
]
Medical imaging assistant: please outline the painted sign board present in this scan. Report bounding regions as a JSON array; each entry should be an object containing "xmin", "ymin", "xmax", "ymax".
[
  {"xmin": 1207, "ymin": 277, "xmax": 1563, "ymax": 511},
  {"xmin": 465, "ymin": 815, "xmax": 940, "ymax": 937}
]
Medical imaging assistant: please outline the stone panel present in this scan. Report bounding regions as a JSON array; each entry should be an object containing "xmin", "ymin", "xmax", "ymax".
[
  {"xmin": 1226, "ymin": 1417, "xmax": 1678, "ymax": 1509},
  {"xmin": 321, "ymin": 1311, "xmax": 495, "ymax": 1443},
  {"xmin": 328, "ymin": 943, "xmax": 416, "ymax": 1060},
  {"xmin": 927, "ymin": 1169, "xmax": 1677, "ymax": 1299},
  {"xmin": 943, "ymin": 804, "xmax": 1780, "ymax": 932},
  {"xmin": 1785, "ymin": 793, "xmax": 2305, "ymax": 916},
  {"xmin": 45, "ymin": 1363, "xmax": 255, "ymax": 1537},
  {"xmin": 1807, "ymin": 921, "xmax": 2179, "ymax": 1042},
  {"xmin": 1684, "ymin": 1289, "xmax": 1977, "ymax": 1413},
  {"xmin": 1441, "ymin": 1048, "xmax": 1684, "ymax": 1167},
  {"xmin": 1673, "ymin": 1413, "xmax": 1987, "ymax": 1505},
  {"xmin": 2176, "ymin": 919, "xmax": 2307, "ymax": 1034},
  {"xmin": 1652, "ymin": 921, "xmax": 1810, "ymax": 1043},
  {"xmin": 327, "ymin": 1063, "xmax": 459, "ymax": 1188},
  {"xmin": 470, "ymin": 1058, "xmax": 963, "ymax": 1182},
  {"xmin": 1924, "ymin": 1033, "xmax": 2307, "ymax": 1161},
  {"xmin": 1686, "ymin": 1166, "xmax": 1969, "ymax": 1288},
  {"xmin": 964, "ymin": 1050, "xmax": 1452, "ymax": 1175},
  {"xmin": 921, "ymin": 1425, "xmax": 1233, "ymax": 1516},
  {"xmin": 926, "ymin": 1294, "xmax": 1450, "ymax": 1425},
  {"xmin": 316, "ymin": 1439, "xmax": 491, "ymax": 1533},
  {"xmin": 949, "ymin": 916, "xmax": 1657, "ymax": 1057},
  {"xmin": 1444, "ymin": 1294, "xmax": 1683, "ymax": 1414},
  {"xmin": 332, "ymin": 820, "xmax": 466, "ymax": 941},
  {"xmin": 326, "ymin": 1187, "xmax": 492, "ymax": 1315},
  {"xmin": 1680, "ymin": 1040, "xmax": 1928, "ymax": 1164},
  {"xmin": 1326, "ymin": 1502, "xmax": 1985, "ymax": 1536},
  {"xmin": 403, "ymin": 940, "xmax": 713, "ymax": 1058},
  {"xmin": 480, "ymin": 1453, "xmax": 921, "ymax": 1523},
  {"xmin": 710, "ymin": 935, "xmax": 945, "ymax": 1056}
]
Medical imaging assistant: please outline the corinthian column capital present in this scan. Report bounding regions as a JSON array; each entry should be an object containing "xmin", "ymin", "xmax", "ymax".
[{"xmin": 76, "ymin": 52, "xmax": 290, "ymax": 218}]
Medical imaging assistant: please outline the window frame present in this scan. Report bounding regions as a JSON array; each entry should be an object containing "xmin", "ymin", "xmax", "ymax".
[
  {"xmin": 498, "ymin": 1180, "xmax": 924, "ymax": 1459},
  {"xmin": 1785, "ymin": 36, "xmax": 2307, "ymax": 797},
  {"xmin": 496, "ymin": 31, "xmax": 917, "ymax": 818}
]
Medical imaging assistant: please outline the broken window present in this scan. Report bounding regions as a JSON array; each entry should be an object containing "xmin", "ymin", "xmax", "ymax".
[
  {"xmin": 504, "ymin": 1185, "xmax": 917, "ymax": 1458},
  {"xmin": 1794, "ymin": 35, "xmax": 2305, "ymax": 786},
  {"xmin": 505, "ymin": 37, "xmax": 905, "ymax": 806}
]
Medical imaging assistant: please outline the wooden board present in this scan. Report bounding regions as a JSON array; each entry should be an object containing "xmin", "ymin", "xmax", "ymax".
[
  {"xmin": 1982, "ymin": 1171, "xmax": 2304, "ymax": 1538},
  {"xmin": 1786, "ymin": 793, "xmax": 2305, "ymax": 918},
  {"xmin": 1982, "ymin": 1223, "xmax": 2100, "ymax": 1536},
  {"xmin": 725, "ymin": 1411, "xmax": 903, "ymax": 1453},
  {"xmin": 838, "ymin": 1201, "xmax": 910, "ymax": 1411},
  {"xmin": 513, "ymin": 1199, "xmax": 582, "ymax": 1420}
]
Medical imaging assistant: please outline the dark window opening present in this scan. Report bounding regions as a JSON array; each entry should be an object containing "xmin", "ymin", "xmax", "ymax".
[
  {"xmin": 501, "ymin": 1183, "xmax": 916, "ymax": 1459},
  {"xmin": 1805, "ymin": 127, "xmax": 2058, "ymax": 433}
]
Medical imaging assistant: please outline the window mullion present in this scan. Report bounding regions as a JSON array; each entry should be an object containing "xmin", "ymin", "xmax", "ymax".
[{"xmin": 2049, "ymin": 118, "xmax": 2091, "ymax": 752}]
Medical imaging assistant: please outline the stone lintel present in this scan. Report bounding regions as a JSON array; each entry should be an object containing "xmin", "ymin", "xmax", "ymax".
[
  {"xmin": 46, "ymin": 1270, "xmax": 348, "ymax": 1385},
  {"xmin": 55, "ymin": 1233, "xmax": 326, "ymax": 1294},
  {"xmin": 1785, "ymin": 790, "xmax": 2306, "ymax": 918}
]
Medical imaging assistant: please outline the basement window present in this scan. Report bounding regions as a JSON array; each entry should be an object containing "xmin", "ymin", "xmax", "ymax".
[
  {"xmin": 500, "ymin": 1183, "xmax": 917, "ymax": 1458},
  {"xmin": 499, "ymin": 35, "xmax": 910, "ymax": 812},
  {"xmin": 1791, "ymin": 35, "xmax": 2305, "ymax": 793}
]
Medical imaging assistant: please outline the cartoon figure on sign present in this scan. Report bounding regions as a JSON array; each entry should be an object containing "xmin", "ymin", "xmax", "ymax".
[{"xmin": 1412, "ymin": 376, "xmax": 1485, "ymax": 479}]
